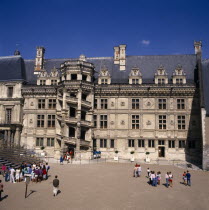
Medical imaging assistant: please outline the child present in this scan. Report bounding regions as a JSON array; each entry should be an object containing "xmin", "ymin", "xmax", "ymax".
[{"xmin": 147, "ymin": 168, "xmax": 150, "ymax": 178}]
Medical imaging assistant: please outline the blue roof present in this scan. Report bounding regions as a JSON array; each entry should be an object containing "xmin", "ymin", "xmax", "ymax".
[{"xmin": 0, "ymin": 55, "xmax": 26, "ymax": 81}]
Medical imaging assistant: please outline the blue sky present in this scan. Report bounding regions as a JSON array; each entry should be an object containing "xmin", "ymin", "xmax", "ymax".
[{"xmin": 0, "ymin": 0, "xmax": 209, "ymax": 59}]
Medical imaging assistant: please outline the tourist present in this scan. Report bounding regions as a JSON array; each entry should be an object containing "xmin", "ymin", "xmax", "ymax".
[
  {"xmin": 133, "ymin": 164, "xmax": 139, "ymax": 177},
  {"xmin": 157, "ymin": 171, "xmax": 161, "ymax": 185},
  {"xmin": 1, "ymin": 164, "xmax": 6, "ymax": 177},
  {"xmin": 34, "ymin": 167, "xmax": 39, "ymax": 183},
  {"xmin": 42, "ymin": 166, "xmax": 47, "ymax": 180},
  {"xmin": 0, "ymin": 180, "xmax": 3, "ymax": 201},
  {"xmin": 137, "ymin": 165, "xmax": 142, "ymax": 177},
  {"xmin": 151, "ymin": 171, "xmax": 156, "ymax": 186},
  {"xmin": 67, "ymin": 153, "xmax": 70, "ymax": 163},
  {"xmin": 15, "ymin": 167, "xmax": 21, "ymax": 182},
  {"xmin": 53, "ymin": 175, "xmax": 60, "ymax": 196},
  {"xmin": 5, "ymin": 168, "xmax": 10, "ymax": 182},
  {"xmin": 182, "ymin": 171, "xmax": 187, "ymax": 185},
  {"xmin": 165, "ymin": 172, "xmax": 169, "ymax": 188},
  {"xmin": 186, "ymin": 171, "xmax": 191, "ymax": 186},
  {"xmin": 46, "ymin": 163, "xmax": 50, "ymax": 179},
  {"xmin": 168, "ymin": 172, "xmax": 173, "ymax": 187},
  {"xmin": 60, "ymin": 156, "xmax": 64, "ymax": 165},
  {"xmin": 149, "ymin": 171, "xmax": 152, "ymax": 185},
  {"xmin": 38, "ymin": 167, "xmax": 43, "ymax": 182},
  {"xmin": 9, "ymin": 166, "xmax": 16, "ymax": 183},
  {"xmin": 147, "ymin": 168, "xmax": 150, "ymax": 178}
]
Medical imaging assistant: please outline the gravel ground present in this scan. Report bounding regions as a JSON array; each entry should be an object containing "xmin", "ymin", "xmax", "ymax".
[{"xmin": 0, "ymin": 162, "xmax": 209, "ymax": 210}]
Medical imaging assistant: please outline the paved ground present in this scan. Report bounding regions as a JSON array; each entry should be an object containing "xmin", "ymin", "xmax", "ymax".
[{"xmin": 0, "ymin": 162, "xmax": 209, "ymax": 210}]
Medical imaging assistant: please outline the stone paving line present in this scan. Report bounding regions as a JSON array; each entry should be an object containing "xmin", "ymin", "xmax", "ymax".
[{"xmin": 0, "ymin": 163, "xmax": 209, "ymax": 210}]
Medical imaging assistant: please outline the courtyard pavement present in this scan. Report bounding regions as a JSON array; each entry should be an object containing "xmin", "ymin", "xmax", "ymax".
[{"xmin": 0, "ymin": 162, "xmax": 209, "ymax": 210}]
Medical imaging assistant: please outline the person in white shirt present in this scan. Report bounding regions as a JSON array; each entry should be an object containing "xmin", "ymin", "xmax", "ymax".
[
  {"xmin": 10, "ymin": 166, "xmax": 16, "ymax": 183},
  {"xmin": 15, "ymin": 168, "xmax": 21, "ymax": 182},
  {"xmin": 165, "ymin": 172, "xmax": 169, "ymax": 188},
  {"xmin": 137, "ymin": 166, "xmax": 142, "ymax": 177}
]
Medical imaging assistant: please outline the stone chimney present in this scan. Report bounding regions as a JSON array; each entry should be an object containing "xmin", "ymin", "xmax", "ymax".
[
  {"xmin": 119, "ymin": 44, "xmax": 126, "ymax": 70},
  {"xmin": 114, "ymin": 46, "xmax": 120, "ymax": 64},
  {"xmin": 194, "ymin": 41, "xmax": 202, "ymax": 55},
  {"xmin": 34, "ymin": 46, "xmax": 45, "ymax": 74}
]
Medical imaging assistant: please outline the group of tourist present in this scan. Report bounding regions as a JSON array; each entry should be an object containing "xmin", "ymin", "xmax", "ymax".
[
  {"xmin": 133, "ymin": 164, "xmax": 192, "ymax": 187},
  {"xmin": 60, "ymin": 151, "xmax": 74, "ymax": 164},
  {"xmin": 1, "ymin": 162, "xmax": 50, "ymax": 183}
]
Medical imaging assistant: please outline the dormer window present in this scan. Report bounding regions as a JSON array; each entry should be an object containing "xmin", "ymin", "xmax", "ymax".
[
  {"xmin": 71, "ymin": 74, "xmax": 77, "ymax": 80},
  {"xmin": 132, "ymin": 79, "xmax": 139, "ymax": 84},
  {"xmin": 101, "ymin": 79, "xmax": 108, "ymax": 84},
  {"xmin": 155, "ymin": 65, "xmax": 168, "ymax": 84},
  {"xmin": 176, "ymin": 78, "xmax": 183, "ymax": 84},
  {"xmin": 51, "ymin": 80, "xmax": 57, "ymax": 85},
  {"xmin": 82, "ymin": 75, "xmax": 87, "ymax": 81},
  {"xmin": 7, "ymin": 87, "xmax": 13, "ymax": 98},
  {"xmin": 172, "ymin": 65, "xmax": 186, "ymax": 84},
  {"xmin": 158, "ymin": 78, "xmax": 165, "ymax": 84},
  {"xmin": 129, "ymin": 67, "xmax": 142, "ymax": 84},
  {"xmin": 98, "ymin": 66, "xmax": 111, "ymax": 85},
  {"xmin": 40, "ymin": 80, "xmax": 46, "ymax": 85}
]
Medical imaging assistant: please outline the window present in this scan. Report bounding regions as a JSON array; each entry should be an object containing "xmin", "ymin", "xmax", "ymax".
[
  {"xmin": 82, "ymin": 75, "xmax": 87, "ymax": 81},
  {"xmin": 7, "ymin": 87, "xmax": 13, "ymax": 97},
  {"xmin": 36, "ymin": 138, "xmax": 44, "ymax": 147},
  {"xmin": 100, "ymin": 139, "xmax": 107, "ymax": 148},
  {"xmin": 40, "ymin": 80, "xmax": 46, "ymax": 85},
  {"xmin": 47, "ymin": 138, "xmax": 54, "ymax": 147},
  {"xmin": 178, "ymin": 115, "xmax": 186, "ymax": 130},
  {"xmin": 37, "ymin": 115, "xmax": 45, "ymax": 127},
  {"xmin": 158, "ymin": 140, "xmax": 165, "ymax": 145},
  {"xmin": 148, "ymin": 140, "xmax": 155, "ymax": 148},
  {"xmin": 100, "ymin": 115, "xmax": 107, "ymax": 129},
  {"xmin": 94, "ymin": 99, "xmax": 97, "ymax": 109},
  {"xmin": 176, "ymin": 78, "xmax": 183, "ymax": 84},
  {"xmin": 158, "ymin": 99, "xmax": 166, "ymax": 109},
  {"xmin": 51, "ymin": 80, "xmax": 57, "ymax": 85},
  {"xmin": 101, "ymin": 79, "xmax": 108, "ymax": 84},
  {"xmin": 128, "ymin": 139, "xmax": 135, "ymax": 147},
  {"xmin": 93, "ymin": 139, "xmax": 97, "ymax": 150},
  {"xmin": 188, "ymin": 141, "xmax": 195, "ymax": 149},
  {"xmin": 81, "ymin": 111, "xmax": 86, "ymax": 120},
  {"xmin": 177, "ymin": 99, "xmax": 185, "ymax": 109},
  {"xmin": 132, "ymin": 79, "xmax": 139, "ymax": 84},
  {"xmin": 168, "ymin": 140, "xmax": 175, "ymax": 148},
  {"xmin": 101, "ymin": 99, "xmax": 108, "ymax": 109},
  {"xmin": 48, "ymin": 115, "xmax": 55, "ymax": 127},
  {"xmin": 132, "ymin": 115, "xmax": 140, "ymax": 129},
  {"xmin": 159, "ymin": 115, "xmax": 166, "ymax": 129},
  {"xmin": 48, "ymin": 99, "xmax": 56, "ymax": 109},
  {"xmin": 110, "ymin": 139, "xmax": 115, "ymax": 148},
  {"xmin": 69, "ymin": 127, "xmax": 75, "ymax": 137},
  {"xmin": 70, "ymin": 107, "xmax": 76, "ymax": 117},
  {"xmin": 38, "ymin": 99, "xmax": 45, "ymax": 109},
  {"xmin": 6, "ymin": 109, "xmax": 12, "ymax": 123},
  {"xmin": 138, "ymin": 139, "xmax": 145, "ymax": 147},
  {"xmin": 71, "ymin": 74, "xmax": 77, "ymax": 80},
  {"xmin": 179, "ymin": 140, "xmax": 185, "ymax": 148},
  {"xmin": 94, "ymin": 115, "xmax": 97, "ymax": 127},
  {"xmin": 158, "ymin": 78, "xmax": 165, "ymax": 84},
  {"xmin": 132, "ymin": 99, "xmax": 140, "ymax": 109},
  {"xmin": 81, "ymin": 129, "xmax": 86, "ymax": 140}
]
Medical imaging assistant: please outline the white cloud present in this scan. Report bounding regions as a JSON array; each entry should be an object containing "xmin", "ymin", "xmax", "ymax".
[{"xmin": 141, "ymin": 40, "xmax": 150, "ymax": 46}]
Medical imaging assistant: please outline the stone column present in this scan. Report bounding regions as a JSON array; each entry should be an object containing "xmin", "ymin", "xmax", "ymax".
[
  {"xmin": 7, "ymin": 130, "xmax": 11, "ymax": 146},
  {"xmin": 60, "ymin": 122, "xmax": 65, "ymax": 155},
  {"xmin": 4, "ymin": 130, "xmax": 7, "ymax": 144},
  {"xmin": 14, "ymin": 127, "xmax": 21, "ymax": 146}
]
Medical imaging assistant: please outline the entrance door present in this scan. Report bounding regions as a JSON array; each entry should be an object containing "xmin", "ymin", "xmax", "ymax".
[{"xmin": 158, "ymin": 147, "xmax": 165, "ymax": 157}]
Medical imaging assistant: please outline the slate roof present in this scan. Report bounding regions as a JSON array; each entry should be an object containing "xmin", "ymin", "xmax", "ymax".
[
  {"xmin": 202, "ymin": 59, "xmax": 209, "ymax": 115},
  {"xmin": 24, "ymin": 54, "xmax": 197, "ymax": 84},
  {"xmin": 0, "ymin": 55, "xmax": 26, "ymax": 81}
]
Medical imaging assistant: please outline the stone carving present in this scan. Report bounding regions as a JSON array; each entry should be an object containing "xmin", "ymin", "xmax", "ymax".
[
  {"xmin": 121, "ymin": 120, "xmax": 125, "ymax": 125},
  {"xmin": 121, "ymin": 102, "xmax": 125, "ymax": 106},
  {"xmin": 111, "ymin": 102, "xmax": 114, "ymax": 107},
  {"xmin": 110, "ymin": 121, "xmax": 114, "ymax": 125},
  {"xmin": 170, "ymin": 120, "xmax": 174, "ymax": 125},
  {"xmin": 30, "ymin": 102, "xmax": 34, "ymax": 106},
  {"xmin": 29, "ymin": 119, "xmax": 33, "ymax": 124},
  {"xmin": 146, "ymin": 120, "xmax": 151, "ymax": 125}
]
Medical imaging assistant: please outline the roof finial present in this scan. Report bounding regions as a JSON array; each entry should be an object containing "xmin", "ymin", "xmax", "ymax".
[{"xmin": 14, "ymin": 43, "xmax": 20, "ymax": 56}]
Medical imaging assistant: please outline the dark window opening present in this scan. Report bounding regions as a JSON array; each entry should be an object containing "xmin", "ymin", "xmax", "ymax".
[
  {"xmin": 71, "ymin": 74, "xmax": 77, "ymax": 80},
  {"xmin": 81, "ymin": 129, "xmax": 86, "ymax": 140},
  {"xmin": 69, "ymin": 127, "xmax": 75, "ymax": 137},
  {"xmin": 82, "ymin": 75, "xmax": 87, "ymax": 81},
  {"xmin": 8, "ymin": 87, "xmax": 13, "ymax": 97},
  {"xmin": 70, "ymin": 107, "xmax": 76, "ymax": 117},
  {"xmin": 81, "ymin": 111, "xmax": 86, "ymax": 120},
  {"xmin": 70, "ymin": 93, "xmax": 76, "ymax": 98},
  {"xmin": 110, "ymin": 139, "xmax": 115, "ymax": 148},
  {"xmin": 82, "ymin": 94, "xmax": 87, "ymax": 101}
]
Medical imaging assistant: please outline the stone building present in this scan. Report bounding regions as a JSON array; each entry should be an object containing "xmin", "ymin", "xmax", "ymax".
[{"xmin": 0, "ymin": 42, "xmax": 209, "ymax": 169}]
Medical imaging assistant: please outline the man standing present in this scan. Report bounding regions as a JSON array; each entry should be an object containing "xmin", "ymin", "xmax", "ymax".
[
  {"xmin": 53, "ymin": 175, "xmax": 59, "ymax": 196},
  {"xmin": 9, "ymin": 166, "xmax": 16, "ymax": 183},
  {"xmin": 186, "ymin": 171, "xmax": 191, "ymax": 186},
  {"xmin": 0, "ymin": 180, "xmax": 3, "ymax": 201}
]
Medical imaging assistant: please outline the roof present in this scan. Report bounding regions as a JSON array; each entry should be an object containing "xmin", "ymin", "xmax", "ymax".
[
  {"xmin": 0, "ymin": 55, "xmax": 26, "ymax": 81},
  {"xmin": 202, "ymin": 59, "xmax": 209, "ymax": 114},
  {"xmin": 24, "ymin": 54, "xmax": 197, "ymax": 84}
]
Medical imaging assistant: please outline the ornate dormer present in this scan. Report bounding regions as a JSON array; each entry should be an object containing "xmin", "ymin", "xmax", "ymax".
[
  {"xmin": 98, "ymin": 65, "xmax": 111, "ymax": 84},
  {"xmin": 37, "ymin": 70, "xmax": 48, "ymax": 85},
  {"xmin": 172, "ymin": 64, "xmax": 186, "ymax": 84},
  {"xmin": 154, "ymin": 65, "xmax": 168, "ymax": 84},
  {"xmin": 129, "ymin": 67, "xmax": 142, "ymax": 84},
  {"xmin": 49, "ymin": 67, "xmax": 60, "ymax": 85}
]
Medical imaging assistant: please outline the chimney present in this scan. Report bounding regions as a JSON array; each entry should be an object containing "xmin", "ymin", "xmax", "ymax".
[
  {"xmin": 34, "ymin": 46, "xmax": 45, "ymax": 74},
  {"xmin": 114, "ymin": 46, "xmax": 120, "ymax": 64},
  {"xmin": 119, "ymin": 44, "xmax": 126, "ymax": 71},
  {"xmin": 194, "ymin": 41, "xmax": 202, "ymax": 55}
]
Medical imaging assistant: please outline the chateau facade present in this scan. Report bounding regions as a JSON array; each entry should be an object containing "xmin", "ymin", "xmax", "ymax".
[{"xmin": 1, "ymin": 42, "xmax": 209, "ymax": 169}]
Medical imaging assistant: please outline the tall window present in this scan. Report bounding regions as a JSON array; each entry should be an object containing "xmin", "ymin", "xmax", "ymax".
[
  {"xmin": 132, "ymin": 115, "xmax": 140, "ymax": 129},
  {"xmin": 158, "ymin": 78, "xmax": 165, "ymax": 84},
  {"xmin": 48, "ymin": 99, "xmax": 56, "ymax": 109},
  {"xmin": 7, "ymin": 87, "xmax": 13, "ymax": 97},
  {"xmin": 158, "ymin": 140, "xmax": 165, "ymax": 145},
  {"xmin": 94, "ymin": 99, "xmax": 97, "ymax": 109},
  {"xmin": 101, "ymin": 79, "xmax": 108, "ymax": 84},
  {"xmin": 128, "ymin": 139, "xmax": 135, "ymax": 147},
  {"xmin": 176, "ymin": 78, "xmax": 183, "ymax": 84},
  {"xmin": 38, "ymin": 99, "xmax": 45, "ymax": 109},
  {"xmin": 100, "ymin": 139, "xmax": 107, "ymax": 148},
  {"xmin": 36, "ymin": 138, "xmax": 44, "ymax": 147},
  {"xmin": 48, "ymin": 115, "xmax": 55, "ymax": 127},
  {"xmin": 168, "ymin": 140, "xmax": 175, "ymax": 148},
  {"xmin": 158, "ymin": 99, "xmax": 166, "ymax": 109},
  {"xmin": 94, "ymin": 115, "xmax": 97, "ymax": 127},
  {"xmin": 110, "ymin": 139, "xmax": 115, "ymax": 148},
  {"xmin": 177, "ymin": 99, "xmax": 185, "ymax": 109},
  {"xmin": 132, "ymin": 99, "xmax": 140, "ymax": 109},
  {"xmin": 82, "ymin": 75, "xmax": 87, "ymax": 81},
  {"xmin": 47, "ymin": 138, "xmax": 55, "ymax": 147},
  {"xmin": 40, "ymin": 80, "xmax": 46, "ymax": 85},
  {"xmin": 71, "ymin": 74, "xmax": 77, "ymax": 80},
  {"xmin": 179, "ymin": 140, "xmax": 185, "ymax": 148},
  {"xmin": 101, "ymin": 99, "xmax": 108, "ymax": 109},
  {"xmin": 148, "ymin": 140, "xmax": 155, "ymax": 148},
  {"xmin": 37, "ymin": 115, "xmax": 45, "ymax": 127},
  {"xmin": 178, "ymin": 115, "xmax": 186, "ymax": 130},
  {"xmin": 159, "ymin": 115, "xmax": 166, "ymax": 129},
  {"xmin": 138, "ymin": 139, "xmax": 145, "ymax": 147},
  {"xmin": 132, "ymin": 79, "xmax": 139, "ymax": 84},
  {"xmin": 100, "ymin": 115, "xmax": 107, "ymax": 129},
  {"xmin": 51, "ymin": 80, "xmax": 57, "ymax": 85},
  {"xmin": 6, "ymin": 109, "xmax": 12, "ymax": 123}
]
